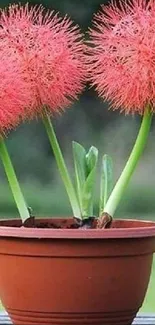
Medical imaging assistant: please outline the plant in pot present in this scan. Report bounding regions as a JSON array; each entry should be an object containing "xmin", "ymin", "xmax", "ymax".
[{"xmin": 0, "ymin": 1, "xmax": 154, "ymax": 325}]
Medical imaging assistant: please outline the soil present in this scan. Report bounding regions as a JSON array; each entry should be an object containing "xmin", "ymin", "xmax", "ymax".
[
  {"xmin": 0, "ymin": 215, "xmax": 113, "ymax": 229},
  {"xmin": 23, "ymin": 216, "xmax": 97, "ymax": 229}
]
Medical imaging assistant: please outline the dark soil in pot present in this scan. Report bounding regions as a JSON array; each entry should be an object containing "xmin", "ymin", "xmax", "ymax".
[
  {"xmin": 0, "ymin": 216, "xmax": 97, "ymax": 229},
  {"xmin": 0, "ymin": 218, "xmax": 154, "ymax": 325}
]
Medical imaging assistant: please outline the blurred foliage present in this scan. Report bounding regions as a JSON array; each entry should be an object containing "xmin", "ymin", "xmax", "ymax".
[
  {"xmin": 141, "ymin": 257, "xmax": 155, "ymax": 312},
  {"xmin": 0, "ymin": 0, "xmax": 109, "ymax": 29}
]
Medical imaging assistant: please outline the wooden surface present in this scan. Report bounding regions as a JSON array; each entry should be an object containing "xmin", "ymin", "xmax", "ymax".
[{"xmin": 0, "ymin": 312, "xmax": 154, "ymax": 324}]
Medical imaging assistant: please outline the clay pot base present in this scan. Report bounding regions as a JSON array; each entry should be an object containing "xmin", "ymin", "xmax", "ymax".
[{"xmin": 7, "ymin": 309, "xmax": 136, "ymax": 325}]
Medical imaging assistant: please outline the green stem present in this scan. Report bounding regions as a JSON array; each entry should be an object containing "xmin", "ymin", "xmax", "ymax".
[
  {"xmin": 42, "ymin": 111, "xmax": 81, "ymax": 218},
  {"xmin": 104, "ymin": 108, "xmax": 152, "ymax": 217},
  {"xmin": 0, "ymin": 138, "xmax": 30, "ymax": 221}
]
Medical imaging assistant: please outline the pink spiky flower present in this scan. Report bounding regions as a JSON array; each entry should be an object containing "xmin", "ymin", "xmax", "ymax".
[
  {"xmin": 88, "ymin": 0, "xmax": 155, "ymax": 114},
  {"xmin": 0, "ymin": 51, "xmax": 32, "ymax": 133},
  {"xmin": 0, "ymin": 3, "xmax": 86, "ymax": 116}
]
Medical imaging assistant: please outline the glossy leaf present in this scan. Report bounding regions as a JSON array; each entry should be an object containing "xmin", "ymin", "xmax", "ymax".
[
  {"xmin": 82, "ymin": 146, "xmax": 98, "ymax": 217},
  {"xmin": 72, "ymin": 141, "xmax": 87, "ymax": 214}
]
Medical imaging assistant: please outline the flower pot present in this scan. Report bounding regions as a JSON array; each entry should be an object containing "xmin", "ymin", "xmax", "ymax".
[{"xmin": 0, "ymin": 218, "xmax": 154, "ymax": 325}]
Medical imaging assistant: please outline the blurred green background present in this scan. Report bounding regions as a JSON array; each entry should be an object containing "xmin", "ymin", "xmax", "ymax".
[{"xmin": 0, "ymin": 0, "xmax": 155, "ymax": 313}]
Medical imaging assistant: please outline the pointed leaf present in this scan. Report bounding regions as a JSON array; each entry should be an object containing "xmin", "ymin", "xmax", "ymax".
[
  {"xmin": 72, "ymin": 141, "xmax": 87, "ymax": 212},
  {"xmin": 82, "ymin": 147, "xmax": 98, "ymax": 217},
  {"xmin": 86, "ymin": 146, "xmax": 98, "ymax": 174}
]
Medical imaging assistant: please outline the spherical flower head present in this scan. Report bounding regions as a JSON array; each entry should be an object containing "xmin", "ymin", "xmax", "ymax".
[
  {"xmin": 88, "ymin": 0, "xmax": 155, "ymax": 114},
  {"xmin": 0, "ymin": 4, "xmax": 86, "ymax": 116},
  {"xmin": 0, "ymin": 51, "xmax": 32, "ymax": 134}
]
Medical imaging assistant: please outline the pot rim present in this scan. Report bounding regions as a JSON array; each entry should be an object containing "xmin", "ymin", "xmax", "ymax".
[{"xmin": 0, "ymin": 218, "xmax": 155, "ymax": 239}]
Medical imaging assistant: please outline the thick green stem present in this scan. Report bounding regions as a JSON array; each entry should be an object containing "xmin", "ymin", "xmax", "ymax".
[
  {"xmin": 0, "ymin": 138, "xmax": 30, "ymax": 221},
  {"xmin": 104, "ymin": 108, "xmax": 152, "ymax": 217},
  {"xmin": 42, "ymin": 112, "xmax": 81, "ymax": 218}
]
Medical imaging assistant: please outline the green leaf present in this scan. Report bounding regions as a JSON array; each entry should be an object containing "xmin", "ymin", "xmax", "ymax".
[
  {"xmin": 99, "ymin": 154, "xmax": 113, "ymax": 217},
  {"xmin": 73, "ymin": 143, "xmax": 99, "ymax": 219},
  {"xmin": 72, "ymin": 141, "xmax": 87, "ymax": 213},
  {"xmin": 82, "ymin": 146, "xmax": 98, "ymax": 217},
  {"xmin": 86, "ymin": 146, "xmax": 98, "ymax": 174}
]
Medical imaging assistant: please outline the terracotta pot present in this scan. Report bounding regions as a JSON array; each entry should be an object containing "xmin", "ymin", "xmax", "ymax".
[{"xmin": 0, "ymin": 218, "xmax": 154, "ymax": 325}]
